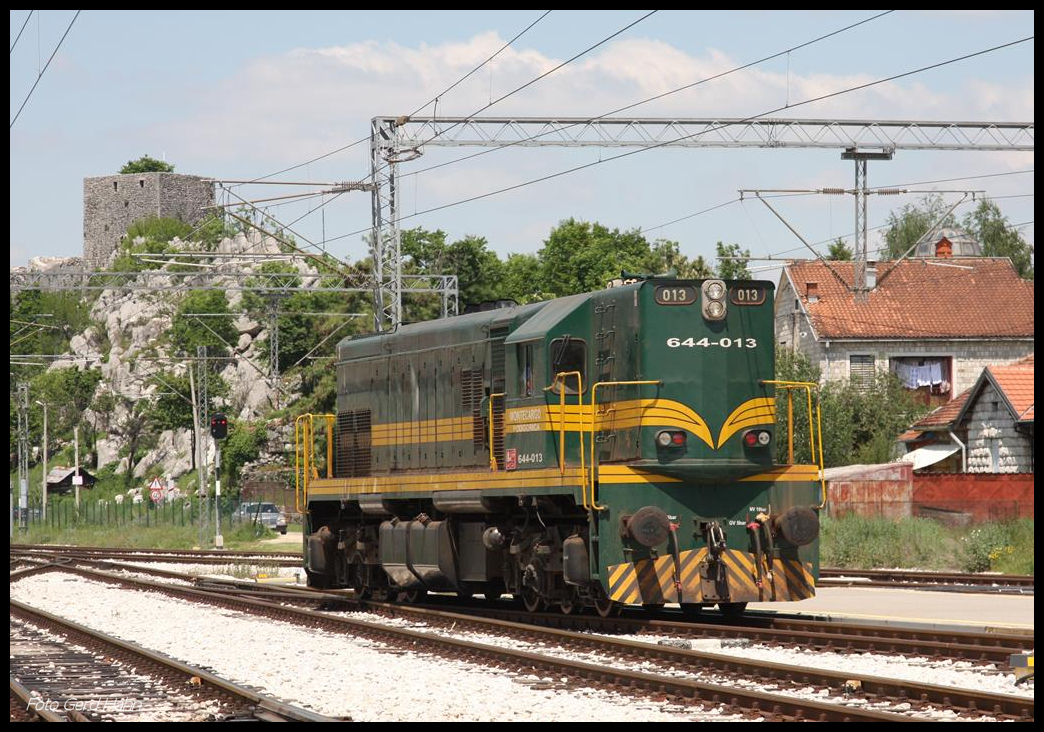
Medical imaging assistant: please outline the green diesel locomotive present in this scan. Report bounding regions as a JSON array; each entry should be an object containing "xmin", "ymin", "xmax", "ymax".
[{"xmin": 299, "ymin": 276, "xmax": 824, "ymax": 617}]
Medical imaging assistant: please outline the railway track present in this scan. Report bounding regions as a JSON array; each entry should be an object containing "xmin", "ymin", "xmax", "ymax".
[
  {"xmin": 819, "ymin": 568, "xmax": 1034, "ymax": 594},
  {"xmin": 12, "ymin": 562, "xmax": 1033, "ymax": 721},
  {"xmin": 10, "ymin": 546, "xmax": 302, "ymax": 567},
  {"xmin": 16, "ymin": 557, "xmax": 1032, "ymax": 666},
  {"xmin": 10, "ymin": 543, "xmax": 302, "ymax": 560},
  {"xmin": 10, "ymin": 598, "xmax": 336, "ymax": 722}
]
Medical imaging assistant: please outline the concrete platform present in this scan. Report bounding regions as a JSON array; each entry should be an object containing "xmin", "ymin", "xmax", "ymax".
[{"xmin": 748, "ymin": 586, "xmax": 1035, "ymax": 634}]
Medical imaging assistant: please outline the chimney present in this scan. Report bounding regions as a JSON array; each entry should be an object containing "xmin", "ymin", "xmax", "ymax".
[
  {"xmin": 935, "ymin": 237, "xmax": 953, "ymax": 258},
  {"xmin": 805, "ymin": 282, "xmax": 819, "ymax": 303},
  {"xmin": 866, "ymin": 266, "xmax": 877, "ymax": 290}
]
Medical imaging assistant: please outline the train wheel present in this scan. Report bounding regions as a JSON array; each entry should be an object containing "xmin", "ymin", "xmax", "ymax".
[
  {"xmin": 351, "ymin": 556, "xmax": 371, "ymax": 600},
  {"xmin": 593, "ymin": 594, "xmax": 621, "ymax": 618},
  {"xmin": 521, "ymin": 586, "xmax": 546, "ymax": 613},
  {"xmin": 559, "ymin": 589, "xmax": 580, "ymax": 615},
  {"xmin": 401, "ymin": 589, "xmax": 426, "ymax": 603},
  {"xmin": 717, "ymin": 602, "xmax": 748, "ymax": 621}
]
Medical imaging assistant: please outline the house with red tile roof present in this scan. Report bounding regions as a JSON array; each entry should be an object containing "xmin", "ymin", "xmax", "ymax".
[
  {"xmin": 899, "ymin": 355, "xmax": 1033, "ymax": 473},
  {"xmin": 775, "ymin": 257, "xmax": 1034, "ymax": 409}
]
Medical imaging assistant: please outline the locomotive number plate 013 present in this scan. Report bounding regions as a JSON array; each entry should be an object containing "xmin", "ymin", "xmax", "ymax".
[
  {"xmin": 729, "ymin": 285, "xmax": 766, "ymax": 305},
  {"xmin": 655, "ymin": 285, "xmax": 696, "ymax": 305}
]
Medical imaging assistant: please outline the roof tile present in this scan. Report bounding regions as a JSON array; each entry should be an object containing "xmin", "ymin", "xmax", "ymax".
[{"xmin": 784, "ymin": 258, "xmax": 1034, "ymax": 339}]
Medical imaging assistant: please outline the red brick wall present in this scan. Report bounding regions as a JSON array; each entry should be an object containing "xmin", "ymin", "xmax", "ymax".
[{"xmin": 912, "ymin": 472, "xmax": 1034, "ymax": 523}]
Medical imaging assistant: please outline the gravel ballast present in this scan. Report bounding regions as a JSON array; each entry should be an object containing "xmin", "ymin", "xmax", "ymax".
[{"xmin": 10, "ymin": 573, "xmax": 741, "ymax": 721}]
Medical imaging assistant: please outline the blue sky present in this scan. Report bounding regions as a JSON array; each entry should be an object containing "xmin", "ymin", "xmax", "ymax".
[{"xmin": 9, "ymin": 10, "xmax": 1035, "ymax": 276}]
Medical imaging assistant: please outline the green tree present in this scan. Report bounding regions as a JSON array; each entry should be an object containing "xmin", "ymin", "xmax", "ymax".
[
  {"xmin": 30, "ymin": 368, "xmax": 103, "ymax": 449},
  {"xmin": 538, "ymin": 219, "xmax": 655, "ymax": 297},
  {"xmin": 773, "ymin": 351, "xmax": 926, "ymax": 467},
  {"xmin": 500, "ymin": 252, "xmax": 545, "ymax": 304},
  {"xmin": 402, "ymin": 227, "xmax": 506, "ymax": 307},
  {"xmin": 119, "ymin": 155, "xmax": 175, "ymax": 174},
  {"xmin": 219, "ymin": 420, "xmax": 266, "ymax": 491},
  {"xmin": 962, "ymin": 199, "xmax": 1033, "ymax": 279},
  {"xmin": 881, "ymin": 193, "xmax": 957, "ymax": 260},
  {"xmin": 171, "ymin": 290, "xmax": 237, "ymax": 354},
  {"xmin": 715, "ymin": 241, "xmax": 752, "ymax": 280},
  {"xmin": 646, "ymin": 239, "xmax": 714, "ymax": 279},
  {"xmin": 826, "ymin": 238, "xmax": 853, "ymax": 261}
]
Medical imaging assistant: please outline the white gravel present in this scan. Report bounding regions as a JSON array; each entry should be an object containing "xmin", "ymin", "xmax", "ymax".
[
  {"xmin": 10, "ymin": 573, "xmax": 742, "ymax": 721},
  {"xmin": 117, "ymin": 561, "xmax": 303, "ymax": 581},
  {"xmin": 593, "ymin": 632, "xmax": 1035, "ymax": 702},
  {"xmin": 324, "ymin": 609, "xmax": 1028, "ymax": 720}
]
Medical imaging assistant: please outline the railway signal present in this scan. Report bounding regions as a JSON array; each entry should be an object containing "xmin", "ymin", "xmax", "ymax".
[{"xmin": 210, "ymin": 413, "xmax": 228, "ymax": 440}]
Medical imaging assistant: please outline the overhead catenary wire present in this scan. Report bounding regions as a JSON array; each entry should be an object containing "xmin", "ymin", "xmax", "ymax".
[
  {"xmin": 241, "ymin": 10, "xmax": 552, "ymax": 187},
  {"xmin": 325, "ymin": 34, "xmax": 1035, "ymax": 245},
  {"xmin": 370, "ymin": 10, "xmax": 660, "ymax": 182},
  {"xmin": 399, "ymin": 10, "xmax": 897, "ymax": 181},
  {"xmin": 10, "ymin": 9, "xmax": 81, "ymax": 129},
  {"xmin": 10, "ymin": 10, "xmax": 34, "ymax": 54}
]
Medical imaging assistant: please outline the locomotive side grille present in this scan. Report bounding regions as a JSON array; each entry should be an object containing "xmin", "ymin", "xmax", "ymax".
[
  {"xmin": 491, "ymin": 393, "xmax": 505, "ymax": 468},
  {"xmin": 335, "ymin": 409, "xmax": 372, "ymax": 478},
  {"xmin": 490, "ymin": 329, "xmax": 508, "ymax": 468},
  {"xmin": 461, "ymin": 368, "xmax": 485, "ymax": 448}
]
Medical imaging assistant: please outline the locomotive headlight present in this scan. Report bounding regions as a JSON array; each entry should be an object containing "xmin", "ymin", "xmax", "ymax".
[
  {"xmin": 656, "ymin": 431, "xmax": 674, "ymax": 447},
  {"xmin": 701, "ymin": 279, "xmax": 727, "ymax": 321},
  {"xmin": 743, "ymin": 429, "xmax": 771, "ymax": 447}
]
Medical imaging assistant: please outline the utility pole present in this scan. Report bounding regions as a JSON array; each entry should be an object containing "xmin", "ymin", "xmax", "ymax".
[
  {"xmin": 209, "ymin": 413, "xmax": 228, "ymax": 550},
  {"xmin": 214, "ymin": 441, "xmax": 223, "ymax": 549},
  {"xmin": 196, "ymin": 346, "xmax": 210, "ymax": 545},
  {"xmin": 188, "ymin": 362, "xmax": 203, "ymax": 548},
  {"xmin": 16, "ymin": 383, "xmax": 29, "ymax": 532},
  {"xmin": 35, "ymin": 401, "xmax": 47, "ymax": 521},
  {"xmin": 73, "ymin": 426, "xmax": 81, "ymax": 509}
]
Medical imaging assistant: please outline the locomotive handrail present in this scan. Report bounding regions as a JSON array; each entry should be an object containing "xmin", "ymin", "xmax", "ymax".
[
  {"xmin": 547, "ymin": 367, "xmax": 588, "ymax": 482},
  {"xmin": 488, "ymin": 393, "xmax": 505, "ymax": 471},
  {"xmin": 294, "ymin": 413, "xmax": 336, "ymax": 513},
  {"xmin": 588, "ymin": 380, "xmax": 662, "ymax": 511},
  {"xmin": 760, "ymin": 380, "xmax": 827, "ymax": 509}
]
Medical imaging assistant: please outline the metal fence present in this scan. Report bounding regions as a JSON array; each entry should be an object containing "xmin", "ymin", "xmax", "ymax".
[{"xmin": 16, "ymin": 496, "xmax": 280, "ymax": 530}]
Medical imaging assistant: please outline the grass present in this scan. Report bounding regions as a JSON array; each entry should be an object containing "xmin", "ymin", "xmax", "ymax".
[
  {"xmin": 821, "ymin": 515, "xmax": 1034, "ymax": 574},
  {"xmin": 11, "ymin": 518, "xmax": 298, "ymax": 553}
]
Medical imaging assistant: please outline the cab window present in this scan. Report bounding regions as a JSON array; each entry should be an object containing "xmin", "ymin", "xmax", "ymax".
[
  {"xmin": 517, "ymin": 343, "xmax": 535, "ymax": 396},
  {"xmin": 549, "ymin": 337, "xmax": 586, "ymax": 395}
]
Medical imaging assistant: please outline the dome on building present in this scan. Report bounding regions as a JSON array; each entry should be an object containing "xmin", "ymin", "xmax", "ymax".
[{"xmin": 914, "ymin": 226, "xmax": 982, "ymax": 258}]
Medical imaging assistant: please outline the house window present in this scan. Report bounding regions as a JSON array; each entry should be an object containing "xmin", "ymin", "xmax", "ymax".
[
  {"xmin": 849, "ymin": 355, "xmax": 874, "ymax": 389},
  {"xmin": 890, "ymin": 356, "xmax": 952, "ymax": 408}
]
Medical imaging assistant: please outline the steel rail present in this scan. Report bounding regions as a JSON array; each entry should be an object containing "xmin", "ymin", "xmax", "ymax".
[
  {"xmin": 10, "ymin": 598, "xmax": 336, "ymax": 722},
  {"xmin": 12, "ymin": 565, "xmax": 918, "ymax": 722}
]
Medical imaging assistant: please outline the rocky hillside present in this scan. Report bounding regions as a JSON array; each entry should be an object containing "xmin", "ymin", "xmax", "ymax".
[{"xmin": 20, "ymin": 230, "xmax": 321, "ymax": 482}]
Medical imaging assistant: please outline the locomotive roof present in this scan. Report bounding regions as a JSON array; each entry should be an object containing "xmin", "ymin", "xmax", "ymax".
[{"xmin": 336, "ymin": 300, "xmax": 548, "ymax": 358}]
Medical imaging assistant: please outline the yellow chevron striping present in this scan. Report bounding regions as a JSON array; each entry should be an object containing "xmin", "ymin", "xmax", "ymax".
[{"xmin": 716, "ymin": 398, "xmax": 776, "ymax": 448}]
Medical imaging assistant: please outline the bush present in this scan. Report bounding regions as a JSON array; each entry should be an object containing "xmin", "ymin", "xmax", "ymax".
[
  {"xmin": 120, "ymin": 155, "xmax": 175, "ymax": 174},
  {"xmin": 822, "ymin": 514, "xmax": 1034, "ymax": 574}
]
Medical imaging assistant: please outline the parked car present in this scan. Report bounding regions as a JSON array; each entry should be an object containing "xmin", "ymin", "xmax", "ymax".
[{"xmin": 236, "ymin": 502, "xmax": 288, "ymax": 534}]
